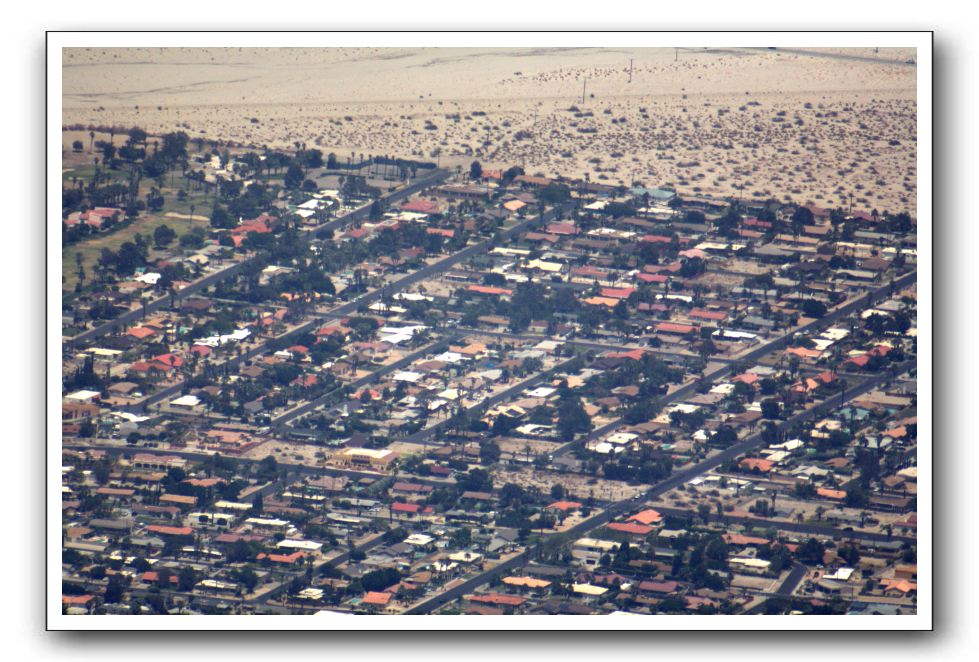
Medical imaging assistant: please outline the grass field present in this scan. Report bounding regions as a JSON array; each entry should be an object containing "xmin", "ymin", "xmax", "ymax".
[
  {"xmin": 62, "ymin": 213, "xmax": 210, "ymax": 291},
  {"xmin": 62, "ymin": 167, "xmax": 218, "ymax": 291},
  {"xmin": 61, "ymin": 138, "xmax": 290, "ymax": 292}
]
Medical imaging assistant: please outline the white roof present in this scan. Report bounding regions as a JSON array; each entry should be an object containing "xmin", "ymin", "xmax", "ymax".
[
  {"xmin": 379, "ymin": 325, "xmax": 427, "ymax": 336},
  {"xmin": 525, "ymin": 386, "xmax": 557, "ymax": 398},
  {"xmin": 380, "ymin": 332, "xmax": 413, "ymax": 345},
  {"xmin": 245, "ymin": 517, "xmax": 291, "ymax": 527},
  {"xmin": 276, "ymin": 539, "xmax": 323, "ymax": 551},
  {"xmin": 404, "ymin": 533, "xmax": 435, "ymax": 546},
  {"xmin": 823, "ymin": 567, "xmax": 855, "ymax": 581},
  {"xmin": 516, "ymin": 423, "xmax": 552, "ymax": 435},
  {"xmin": 66, "ymin": 389, "xmax": 101, "ymax": 401},
  {"xmin": 87, "ymin": 347, "xmax": 123, "ymax": 357},
  {"xmin": 448, "ymin": 551, "xmax": 483, "ymax": 562},
  {"xmin": 713, "ymin": 329, "xmax": 757, "ymax": 340},
  {"xmin": 607, "ymin": 432, "xmax": 638, "ymax": 445},
  {"xmin": 170, "ymin": 394, "xmax": 201, "ymax": 407},
  {"xmin": 194, "ymin": 328, "xmax": 251, "ymax": 347},
  {"xmin": 731, "ymin": 557, "xmax": 771, "ymax": 569},
  {"xmin": 572, "ymin": 583, "xmax": 609, "ymax": 596},
  {"xmin": 574, "ymin": 538, "xmax": 618, "ymax": 551},
  {"xmin": 432, "ymin": 351, "xmax": 465, "ymax": 364},
  {"xmin": 135, "ymin": 272, "xmax": 161, "ymax": 284},
  {"xmin": 586, "ymin": 441, "xmax": 622, "ymax": 454},
  {"xmin": 770, "ymin": 439, "xmax": 805, "ymax": 451},
  {"xmin": 821, "ymin": 327, "xmax": 850, "ymax": 341},
  {"xmin": 393, "ymin": 292, "xmax": 433, "ymax": 302},
  {"xmin": 342, "ymin": 447, "xmax": 393, "ymax": 459},
  {"xmin": 525, "ymin": 258, "xmax": 563, "ymax": 272},
  {"xmin": 393, "ymin": 371, "xmax": 424, "ymax": 383},
  {"xmin": 764, "ymin": 450, "xmax": 790, "ymax": 464},
  {"xmin": 111, "ymin": 412, "xmax": 149, "ymax": 423}
]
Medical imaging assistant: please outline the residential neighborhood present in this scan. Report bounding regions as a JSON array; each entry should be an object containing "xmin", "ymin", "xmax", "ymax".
[{"xmin": 60, "ymin": 128, "xmax": 919, "ymax": 618}]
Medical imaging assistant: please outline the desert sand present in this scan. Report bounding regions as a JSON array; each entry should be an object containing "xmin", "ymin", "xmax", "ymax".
[{"xmin": 62, "ymin": 46, "xmax": 917, "ymax": 213}]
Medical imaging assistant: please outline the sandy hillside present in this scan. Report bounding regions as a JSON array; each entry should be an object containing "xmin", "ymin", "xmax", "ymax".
[{"xmin": 63, "ymin": 46, "xmax": 918, "ymax": 213}]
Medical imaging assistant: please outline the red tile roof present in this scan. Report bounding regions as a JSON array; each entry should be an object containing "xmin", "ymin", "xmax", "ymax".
[
  {"xmin": 655, "ymin": 322, "xmax": 698, "ymax": 335},
  {"xmin": 600, "ymin": 286, "xmax": 636, "ymax": 299},
  {"xmin": 467, "ymin": 285, "xmax": 513, "ymax": 296},
  {"xmin": 363, "ymin": 591, "xmax": 393, "ymax": 605},
  {"xmin": 627, "ymin": 509, "xmax": 663, "ymax": 525},
  {"xmin": 607, "ymin": 522, "xmax": 654, "ymax": 535},
  {"xmin": 145, "ymin": 525, "xmax": 193, "ymax": 536},
  {"xmin": 468, "ymin": 593, "xmax": 526, "ymax": 607}
]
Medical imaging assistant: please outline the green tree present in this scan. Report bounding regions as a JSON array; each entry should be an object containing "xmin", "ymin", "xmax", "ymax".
[
  {"xmin": 284, "ymin": 163, "xmax": 304, "ymax": 189},
  {"xmin": 153, "ymin": 224, "xmax": 177, "ymax": 247}
]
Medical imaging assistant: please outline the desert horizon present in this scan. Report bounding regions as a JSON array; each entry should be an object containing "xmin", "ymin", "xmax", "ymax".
[{"xmin": 62, "ymin": 46, "xmax": 917, "ymax": 213}]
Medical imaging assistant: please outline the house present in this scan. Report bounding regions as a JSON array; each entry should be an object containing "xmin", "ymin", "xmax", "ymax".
[
  {"xmin": 571, "ymin": 537, "xmax": 618, "ymax": 567},
  {"xmin": 740, "ymin": 458, "xmax": 775, "ymax": 473},
  {"xmin": 627, "ymin": 509, "xmax": 664, "ymax": 526},
  {"xmin": 334, "ymin": 447, "xmax": 398, "ymax": 470}
]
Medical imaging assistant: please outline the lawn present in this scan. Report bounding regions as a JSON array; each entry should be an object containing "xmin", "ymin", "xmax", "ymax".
[
  {"xmin": 61, "ymin": 160, "xmax": 288, "ymax": 291},
  {"xmin": 61, "ymin": 167, "xmax": 219, "ymax": 291}
]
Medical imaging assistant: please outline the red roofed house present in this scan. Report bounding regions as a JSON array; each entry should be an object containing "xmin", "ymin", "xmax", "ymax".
[
  {"xmin": 400, "ymin": 198, "xmax": 442, "ymax": 215},
  {"xmin": 467, "ymin": 284, "xmax": 513, "ymax": 297},
  {"xmin": 145, "ymin": 525, "xmax": 193, "ymax": 537},
  {"xmin": 627, "ymin": 509, "xmax": 664, "ymax": 526},
  {"xmin": 607, "ymin": 522, "xmax": 654, "ymax": 536},
  {"xmin": 655, "ymin": 322, "xmax": 698, "ymax": 335},
  {"xmin": 637, "ymin": 272, "xmax": 668, "ymax": 284},
  {"xmin": 127, "ymin": 326, "xmax": 157, "ymax": 340},
  {"xmin": 606, "ymin": 349, "xmax": 645, "ymax": 361},
  {"xmin": 600, "ymin": 286, "xmax": 636, "ymax": 300},
  {"xmin": 688, "ymin": 309, "xmax": 728, "ymax": 323},
  {"xmin": 362, "ymin": 591, "xmax": 393, "ymax": 608},
  {"xmin": 740, "ymin": 458, "xmax": 775, "ymax": 473},
  {"xmin": 257, "ymin": 551, "xmax": 306, "ymax": 565},
  {"xmin": 468, "ymin": 593, "xmax": 526, "ymax": 608},
  {"xmin": 547, "ymin": 222, "xmax": 580, "ymax": 236},
  {"xmin": 391, "ymin": 501, "xmax": 421, "ymax": 516}
]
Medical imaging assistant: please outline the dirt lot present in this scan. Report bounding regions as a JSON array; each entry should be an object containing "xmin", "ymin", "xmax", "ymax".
[
  {"xmin": 497, "ymin": 437, "xmax": 563, "ymax": 459},
  {"xmin": 490, "ymin": 466, "xmax": 644, "ymax": 503},
  {"xmin": 240, "ymin": 439, "xmax": 327, "ymax": 467}
]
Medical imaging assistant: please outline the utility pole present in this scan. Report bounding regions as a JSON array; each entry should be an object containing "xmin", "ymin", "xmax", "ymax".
[
  {"xmin": 628, "ymin": 58, "xmax": 633, "ymax": 83},
  {"xmin": 582, "ymin": 79, "xmax": 587, "ymax": 104},
  {"xmin": 675, "ymin": 47, "xmax": 679, "ymax": 62}
]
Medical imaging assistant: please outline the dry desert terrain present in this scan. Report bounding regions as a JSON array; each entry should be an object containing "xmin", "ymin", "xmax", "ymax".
[{"xmin": 62, "ymin": 46, "xmax": 918, "ymax": 213}]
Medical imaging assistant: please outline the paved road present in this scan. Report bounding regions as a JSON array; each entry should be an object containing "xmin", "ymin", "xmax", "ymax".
[
  {"xmin": 741, "ymin": 562, "xmax": 809, "ymax": 614},
  {"xmin": 67, "ymin": 168, "xmax": 452, "ymax": 347},
  {"xmin": 404, "ymin": 359, "xmax": 915, "ymax": 614}
]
